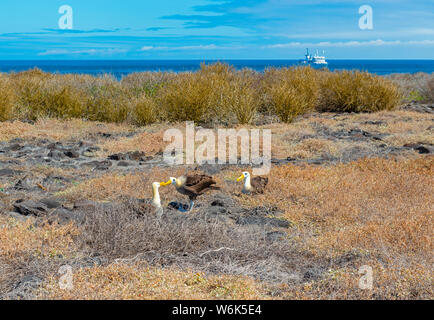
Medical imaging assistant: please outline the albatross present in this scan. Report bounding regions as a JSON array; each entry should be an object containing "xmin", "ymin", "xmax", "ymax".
[
  {"xmin": 165, "ymin": 174, "xmax": 220, "ymax": 212},
  {"xmin": 131, "ymin": 181, "xmax": 171, "ymax": 219},
  {"xmin": 236, "ymin": 172, "xmax": 268, "ymax": 194}
]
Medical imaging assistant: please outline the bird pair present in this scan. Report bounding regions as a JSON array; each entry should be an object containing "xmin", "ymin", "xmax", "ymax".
[
  {"xmin": 148, "ymin": 174, "xmax": 219, "ymax": 215},
  {"xmin": 150, "ymin": 172, "xmax": 268, "ymax": 215}
]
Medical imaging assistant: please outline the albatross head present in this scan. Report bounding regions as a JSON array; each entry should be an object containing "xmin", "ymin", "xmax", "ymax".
[
  {"xmin": 163, "ymin": 177, "xmax": 177, "ymax": 186},
  {"xmin": 237, "ymin": 172, "xmax": 250, "ymax": 182},
  {"xmin": 165, "ymin": 176, "xmax": 184, "ymax": 188}
]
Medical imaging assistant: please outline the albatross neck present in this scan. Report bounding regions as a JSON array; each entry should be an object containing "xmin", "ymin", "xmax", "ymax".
[
  {"xmin": 176, "ymin": 176, "xmax": 186, "ymax": 188},
  {"xmin": 152, "ymin": 185, "xmax": 161, "ymax": 207},
  {"xmin": 244, "ymin": 175, "xmax": 252, "ymax": 189}
]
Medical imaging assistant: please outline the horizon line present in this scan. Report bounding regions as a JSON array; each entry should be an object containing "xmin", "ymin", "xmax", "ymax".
[{"xmin": 0, "ymin": 58, "xmax": 433, "ymax": 61}]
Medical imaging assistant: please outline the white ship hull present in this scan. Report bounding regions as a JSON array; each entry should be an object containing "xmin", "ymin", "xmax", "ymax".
[{"xmin": 299, "ymin": 49, "xmax": 328, "ymax": 67}]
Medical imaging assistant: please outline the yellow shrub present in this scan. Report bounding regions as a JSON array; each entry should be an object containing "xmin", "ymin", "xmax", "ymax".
[
  {"xmin": 158, "ymin": 72, "xmax": 210, "ymax": 123},
  {"xmin": 121, "ymin": 71, "xmax": 174, "ymax": 97},
  {"xmin": 131, "ymin": 93, "xmax": 158, "ymax": 126},
  {"xmin": 44, "ymin": 84, "xmax": 86, "ymax": 119},
  {"xmin": 264, "ymin": 67, "xmax": 320, "ymax": 123},
  {"xmin": 319, "ymin": 71, "xmax": 402, "ymax": 112},
  {"xmin": 15, "ymin": 79, "xmax": 47, "ymax": 120},
  {"xmin": 0, "ymin": 64, "xmax": 411, "ymax": 125},
  {"xmin": 0, "ymin": 75, "xmax": 15, "ymax": 121},
  {"xmin": 85, "ymin": 75, "xmax": 130, "ymax": 123},
  {"xmin": 157, "ymin": 63, "xmax": 260, "ymax": 125},
  {"xmin": 157, "ymin": 63, "xmax": 235, "ymax": 123},
  {"xmin": 225, "ymin": 70, "xmax": 260, "ymax": 124},
  {"xmin": 12, "ymin": 70, "xmax": 87, "ymax": 120}
]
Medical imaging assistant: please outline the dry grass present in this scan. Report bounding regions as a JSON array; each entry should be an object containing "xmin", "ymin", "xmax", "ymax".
[
  {"xmin": 74, "ymin": 198, "xmax": 304, "ymax": 280},
  {"xmin": 0, "ymin": 118, "xmax": 134, "ymax": 142},
  {"xmin": 38, "ymin": 263, "xmax": 267, "ymax": 300},
  {"xmin": 0, "ymin": 212, "xmax": 271, "ymax": 300},
  {"xmin": 0, "ymin": 211, "xmax": 271, "ymax": 300},
  {"xmin": 2, "ymin": 155, "xmax": 432, "ymax": 299},
  {"xmin": 1, "ymin": 107, "xmax": 429, "ymax": 161},
  {"xmin": 268, "ymin": 110, "xmax": 433, "ymax": 159},
  {"xmin": 287, "ymin": 138, "xmax": 339, "ymax": 159},
  {"xmin": 231, "ymin": 157, "xmax": 433, "ymax": 251},
  {"xmin": 58, "ymin": 168, "xmax": 182, "ymax": 202},
  {"xmin": 89, "ymin": 108, "xmax": 432, "ymax": 162},
  {"xmin": 0, "ymin": 217, "xmax": 78, "ymax": 260},
  {"xmin": 59, "ymin": 155, "xmax": 433, "ymax": 299},
  {"xmin": 0, "ymin": 216, "xmax": 80, "ymax": 297},
  {"xmin": 1, "ymin": 107, "xmax": 432, "ymax": 300},
  {"xmin": 232, "ymin": 157, "xmax": 433, "ymax": 283},
  {"xmin": 45, "ymin": 156, "xmax": 434, "ymax": 299},
  {"xmin": 291, "ymin": 258, "xmax": 433, "ymax": 299},
  {"xmin": 225, "ymin": 157, "xmax": 433, "ymax": 299},
  {"xmin": 98, "ymin": 125, "xmax": 173, "ymax": 156}
]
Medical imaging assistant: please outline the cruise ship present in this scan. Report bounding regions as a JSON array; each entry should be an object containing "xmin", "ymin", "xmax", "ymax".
[{"xmin": 299, "ymin": 49, "xmax": 328, "ymax": 67}]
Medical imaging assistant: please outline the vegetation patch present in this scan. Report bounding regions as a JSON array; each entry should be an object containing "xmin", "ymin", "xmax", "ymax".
[{"xmin": 0, "ymin": 64, "xmax": 412, "ymax": 126}]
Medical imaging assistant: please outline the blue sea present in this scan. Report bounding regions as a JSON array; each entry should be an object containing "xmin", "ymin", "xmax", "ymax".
[{"xmin": 0, "ymin": 60, "xmax": 433, "ymax": 78}]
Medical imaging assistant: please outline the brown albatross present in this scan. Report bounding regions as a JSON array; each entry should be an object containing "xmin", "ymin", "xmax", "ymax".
[{"xmin": 165, "ymin": 174, "xmax": 220, "ymax": 211}]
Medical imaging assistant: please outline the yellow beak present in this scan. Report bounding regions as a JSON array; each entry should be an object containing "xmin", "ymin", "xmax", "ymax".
[
  {"xmin": 160, "ymin": 180, "xmax": 171, "ymax": 186},
  {"xmin": 236, "ymin": 174, "xmax": 244, "ymax": 182}
]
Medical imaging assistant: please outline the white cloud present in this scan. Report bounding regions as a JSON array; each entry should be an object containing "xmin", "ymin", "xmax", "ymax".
[
  {"xmin": 140, "ymin": 44, "xmax": 242, "ymax": 51},
  {"xmin": 266, "ymin": 39, "xmax": 434, "ymax": 48},
  {"xmin": 273, "ymin": 28, "xmax": 434, "ymax": 40},
  {"xmin": 140, "ymin": 46, "xmax": 155, "ymax": 51},
  {"xmin": 38, "ymin": 48, "xmax": 127, "ymax": 56}
]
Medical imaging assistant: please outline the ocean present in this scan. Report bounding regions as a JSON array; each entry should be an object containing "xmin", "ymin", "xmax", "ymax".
[{"xmin": 0, "ymin": 60, "xmax": 433, "ymax": 78}]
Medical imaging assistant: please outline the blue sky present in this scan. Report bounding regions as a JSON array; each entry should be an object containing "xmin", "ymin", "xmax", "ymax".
[{"xmin": 0, "ymin": 0, "xmax": 433, "ymax": 59}]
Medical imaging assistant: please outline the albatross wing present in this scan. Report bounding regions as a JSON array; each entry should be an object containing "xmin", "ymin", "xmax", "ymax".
[
  {"xmin": 251, "ymin": 176, "xmax": 268, "ymax": 194},
  {"xmin": 182, "ymin": 174, "xmax": 220, "ymax": 198}
]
